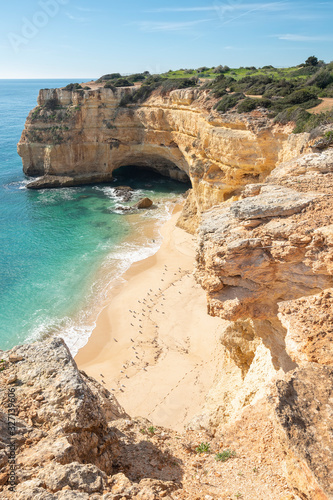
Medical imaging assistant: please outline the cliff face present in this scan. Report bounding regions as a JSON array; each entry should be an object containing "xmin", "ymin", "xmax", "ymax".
[
  {"xmin": 18, "ymin": 86, "xmax": 310, "ymax": 232},
  {"xmin": 194, "ymin": 148, "xmax": 333, "ymax": 499}
]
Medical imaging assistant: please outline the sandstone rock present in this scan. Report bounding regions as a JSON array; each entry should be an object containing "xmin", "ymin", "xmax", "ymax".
[
  {"xmin": 230, "ymin": 185, "xmax": 317, "ymax": 220},
  {"xmin": 0, "ymin": 338, "xmax": 125, "ymax": 496},
  {"xmin": 26, "ymin": 174, "xmax": 114, "ymax": 190},
  {"xmin": 278, "ymin": 289, "xmax": 333, "ymax": 366},
  {"xmin": 113, "ymin": 186, "xmax": 133, "ymax": 202},
  {"xmin": 134, "ymin": 198, "xmax": 153, "ymax": 209},
  {"xmin": 197, "ymin": 183, "xmax": 333, "ymax": 321},
  {"xmin": 271, "ymin": 364, "xmax": 333, "ymax": 499},
  {"xmin": 37, "ymin": 462, "xmax": 106, "ymax": 493},
  {"xmin": 8, "ymin": 354, "xmax": 24, "ymax": 362}
]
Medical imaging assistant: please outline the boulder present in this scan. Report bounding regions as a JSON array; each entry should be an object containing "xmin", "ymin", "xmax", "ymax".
[{"xmin": 134, "ymin": 198, "xmax": 153, "ymax": 209}]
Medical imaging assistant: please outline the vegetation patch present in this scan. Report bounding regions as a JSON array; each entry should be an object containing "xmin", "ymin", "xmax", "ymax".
[
  {"xmin": 215, "ymin": 449, "xmax": 236, "ymax": 462},
  {"xmin": 215, "ymin": 93, "xmax": 245, "ymax": 112},
  {"xmin": 195, "ymin": 442, "xmax": 211, "ymax": 454}
]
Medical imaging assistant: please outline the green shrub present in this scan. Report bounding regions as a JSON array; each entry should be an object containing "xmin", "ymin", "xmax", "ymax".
[
  {"xmin": 195, "ymin": 442, "xmax": 211, "ymax": 454},
  {"xmin": 127, "ymin": 73, "xmax": 147, "ymax": 83},
  {"xmin": 64, "ymin": 83, "xmax": 82, "ymax": 91},
  {"xmin": 204, "ymin": 74, "xmax": 236, "ymax": 97},
  {"xmin": 112, "ymin": 78, "xmax": 134, "ymax": 87},
  {"xmin": 263, "ymin": 80, "xmax": 296, "ymax": 98},
  {"xmin": 237, "ymin": 98, "xmax": 258, "ymax": 112},
  {"xmin": 294, "ymin": 109, "xmax": 333, "ymax": 133},
  {"xmin": 215, "ymin": 449, "xmax": 236, "ymax": 462},
  {"xmin": 216, "ymin": 93, "xmax": 245, "ymax": 112},
  {"xmin": 305, "ymin": 56, "xmax": 319, "ymax": 67},
  {"xmin": 119, "ymin": 77, "xmax": 197, "ymax": 106},
  {"xmin": 283, "ymin": 88, "xmax": 319, "ymax": 105},
  {"xmin": 104, "ymin": 82, "xmax": 116, "ymax": 90},
  {"xmin": 307, "ymin": 69, "xmax": 333, "ymax": 89},
  {"xmin": 274, "ymin": 105, "xmax": 310, "ymax": 125},
  {"xmin": 97, "ymin": 73, "xmax": 121, "ymax": 83}
]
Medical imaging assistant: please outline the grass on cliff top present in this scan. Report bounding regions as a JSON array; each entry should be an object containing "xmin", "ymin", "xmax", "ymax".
[{"xmin": 80, "ymin": 57, "xmax": 333, "ymax": 134}]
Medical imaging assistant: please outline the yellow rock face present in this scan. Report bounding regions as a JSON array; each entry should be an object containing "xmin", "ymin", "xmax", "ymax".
[{"xmin": 18, "ymin": 86, "xmax": 310, "ymax": 231}]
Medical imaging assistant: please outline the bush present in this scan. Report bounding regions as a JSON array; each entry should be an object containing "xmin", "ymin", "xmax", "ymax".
[
  {"xmin": 307, "ymin": 69, "xmax": 333, "ymax": 89},
  {"xmin": 44, "ymin": 97, "xmax": 59, "ymax": 110},
  {"xmin": 237, "ymin": 98, "xmax": 258, "ymax": 112},
  {"xmin": 104, "ymin": 82, "xmax": 116, "ymax": 90},
  {"xmin": 263, "ymin": 79, "xmax": 296, "ymax": 98},
  {"xmin": 119, "ymin": 76, "xmax": 197, "ymax": 105},
  {"xmin": 205, "ymin": 74, "xmax": 236, "ymax": 97},
  {"xmin": 283, "ymin": 88, "xmax": 319, "ymax": 105},
  {"xmin": 305, "ymin": 56, "xmax": 319, "ymax": 67},
  {"xmin": 112, "ymin": 78, "xmax": 134, "ymax": 87},
  {"xmin": 127, "ymin": 73, "xmax": 147, "ymax": 83},
  {"xmin": 293, "ymin": 109, "xmax": 333, "ymax": 133},
  {"xmin": 159, "ymin": 78, "xmax": 197, "ymax": 95},
  {"xmin": 64, "ymin": 83, "xmax": 82, "ymax": 91},
  {"xmin": 97, "ymin": 73, "xmax": 121, "ymax": 82},
  {"xmin": 274, "ymin": 105, "xmax": 310, "ymax": 125},
  {"xmin": 195, "ymin": 442, "xmax": 211, "ymax": 454},
  {"xmin": 197, "ymin": 66, "xmax": 209, "ymax": 73},
  {"xmin": 215, "ymin": 450, "xmax": 236, "ymax": 462},
  {"xmin": 216, "ymin": 93, "xmax": 245, "ymax": 112}
]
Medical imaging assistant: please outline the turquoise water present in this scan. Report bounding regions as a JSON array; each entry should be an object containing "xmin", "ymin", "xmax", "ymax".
[{"xmin": 0, "ymin": 80, "xmax": 189, "ymax": 353}]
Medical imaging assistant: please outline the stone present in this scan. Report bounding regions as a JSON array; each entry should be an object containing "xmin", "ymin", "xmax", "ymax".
[
  {"xmin": 270, "ymin": 364, "xmax": 333, "ymax": 499},
  {"xmin": 37, "ymin": 462, "xmax": 106, "ymax": 493},
  {"xmin": 8, "ymin": 354, "xmax": 24, "ymax": 362},
  {"xmin": 113, "ymin": 186, "xmax": 134, "ymax": 202},
  {"xmin": 26, "ymin": 174, "xmax": 113, "ymax": 190},
  {"xmin": 230, "ymin": 185, "xmax": 317, "ymax": 220},
  {"xmin": 134, "ymin": 198, "xmax": 153, "ymax": 209},
  {"xmin": 279, "ymin": 290, "xmax": 333, "ymax": 366}
]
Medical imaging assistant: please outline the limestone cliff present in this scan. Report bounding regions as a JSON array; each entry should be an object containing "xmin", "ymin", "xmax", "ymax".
[
  {"xmin": 18, "ymin": 85, "xmax": 310, "ymax": 232},
  {"xmin": 194, "ymin": 148, "xmax": 333, "ymax": 499}
]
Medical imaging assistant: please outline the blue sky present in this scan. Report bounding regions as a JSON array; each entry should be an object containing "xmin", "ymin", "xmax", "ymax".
[{"xmin": 0, "ymin": 0, "xmax": 332, "ymax": 78}]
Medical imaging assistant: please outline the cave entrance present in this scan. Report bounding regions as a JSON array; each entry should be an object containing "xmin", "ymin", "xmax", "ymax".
[{"xmin": 112, "ymin": 164, "xmax": 191, "ymax": 195}]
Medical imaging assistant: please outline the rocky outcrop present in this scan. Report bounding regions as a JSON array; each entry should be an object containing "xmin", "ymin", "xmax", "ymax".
[
  {"xmin": 271, "ymin": 364, "xmax": 333, "ymax": 500},
  {"xmin": 194, "ymin": 148, "xmax": 333, "ymax": 499},
  {"xmin": 0, "ymin": 339, "xmax": 183, "ymax": 499},
  {"xmin": 0, "ymin": 339, "xmax": 294, "ymax": 499},
  {"xmin": 18, "ymin": 85, "xmax": 311, "ymax": 232}
]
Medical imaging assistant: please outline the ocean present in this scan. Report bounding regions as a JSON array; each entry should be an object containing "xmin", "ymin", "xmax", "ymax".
[{"xmin": 0, "ymin": 79, "xmax": 189, "ymax": 354}]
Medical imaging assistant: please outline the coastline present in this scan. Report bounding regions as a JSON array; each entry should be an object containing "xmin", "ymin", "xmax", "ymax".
[{"xmin": 75, "ymin": 206, "xmax": 225, "ymax": 431}]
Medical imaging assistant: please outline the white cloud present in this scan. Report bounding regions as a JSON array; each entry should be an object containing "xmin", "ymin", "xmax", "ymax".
[
  {"xmin": 148, "ymin": 2, "xmax": 290, "ymax": 14},
  {"xmin": 136, "ymin": 19, "xmax": 211, "ymax": 32},
  {"xmin": 75, "ymin": 7, "xmax": 100, "ymax": 13},
  {"xmin": 66, "ymin": 13, "xmax": 89, "ymax": 23},
  {"xmin": 277, "ymin": 33, "xmax": 333, "ymax": 41}
]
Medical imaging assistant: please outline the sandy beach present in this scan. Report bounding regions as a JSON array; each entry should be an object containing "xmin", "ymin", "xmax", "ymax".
[{"xmin": 75, "ymin": 206, "xmax": 224, "ymax": 431}]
